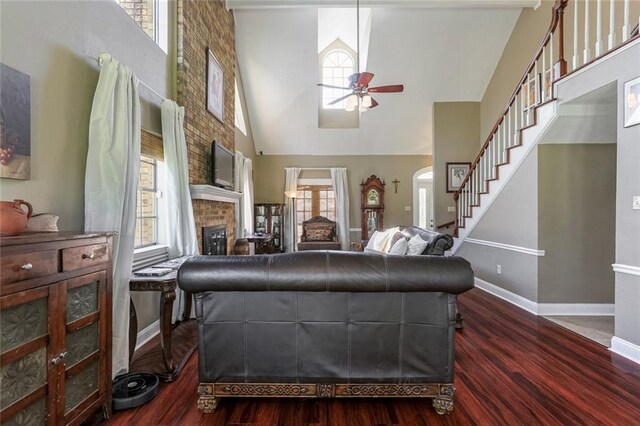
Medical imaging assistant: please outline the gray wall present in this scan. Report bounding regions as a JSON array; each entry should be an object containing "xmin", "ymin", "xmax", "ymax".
[
  {"xmin": 433, "ymin": 102, "xmax": 481, "ymax": 228},
  {"xmin": 459, "ymin": 147, "xmax": 540, "ymax": 301},
  {"xmin": 253, "ymin": 154, "xmax": 432, "ymax": 243},
  {"xmin": 0, "ymin": 0, "xmax": 172, "ymax": 331},
  {"xmin": 554, "ymin": 41, "xmax": 640, "ymax": 346},
  {"xmin": 538, "ymin": 144, "xmax": 616, "ymax": 304}
]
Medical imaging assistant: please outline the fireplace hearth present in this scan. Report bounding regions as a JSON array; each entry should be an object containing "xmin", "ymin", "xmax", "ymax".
[{"xmin": 203, "ymin": 225, "xmax": 227, "ymax": 255}]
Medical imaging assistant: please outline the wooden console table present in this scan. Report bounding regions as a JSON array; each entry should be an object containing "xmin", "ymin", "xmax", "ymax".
[
  {"xmin": 245, "ymin": 233, "xmax": 275, "ymax": 254},
  {"xmin": 129, "ymin": 271, "xmax": 198, "ymax": 382}
]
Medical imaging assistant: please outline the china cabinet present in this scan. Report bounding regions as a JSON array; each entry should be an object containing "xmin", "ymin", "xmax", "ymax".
[
  {"xmin": 0, "ymin": 232, "xmax": 113, "ymax": 425},
  {"xmin": 254, "ymin": 203, "xmax": 284, "ymax": 253}
]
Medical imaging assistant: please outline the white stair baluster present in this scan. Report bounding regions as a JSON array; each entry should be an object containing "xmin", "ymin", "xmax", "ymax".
[
  {"xmin": 573, "ymin": 0, "xmax": 580, "ymax": 69},
  {"xmin": 506, "ymin": 107, "xmax": 511, "ymax": 149},
  {"xmin": 542, "ymin": 46, "xmax": 547, "ymax": 103},
  {"xmin": 531, "ymin": 58, "xmax": 540, "ymax": 109},
  {"xmin": 549, "ymin": 31, "xmax": 554, "ymax": 93},
  {"xmin": 623, "ymin": 0, "xmax": 630, "ymax": 42},
  {"xmin": 608, "ymin": 0, "xmax": 616, "ymax": 49},
  {"xmin": 595, "ymin": 0, "xmax": 603, "ymax": 55},
  {"xmin": 584, "ymin": 0, "xmax": 591, "ymax": 63}
]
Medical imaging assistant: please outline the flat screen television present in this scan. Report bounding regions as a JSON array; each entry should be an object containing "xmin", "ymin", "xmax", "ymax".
[{"xmin": 212, "ymin": 141, "xmax": 234, "ymax": 189}]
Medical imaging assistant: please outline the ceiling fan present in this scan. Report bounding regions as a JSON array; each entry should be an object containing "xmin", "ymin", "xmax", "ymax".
[{"xmin": 316, "ymin": 0, "xmax": 404, "ymax": 111}]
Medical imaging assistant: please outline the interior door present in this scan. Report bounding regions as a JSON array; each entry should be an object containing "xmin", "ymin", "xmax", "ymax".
[{"xmin": 417, "ymin": 182, "xmax": 434, "ymax": 230}]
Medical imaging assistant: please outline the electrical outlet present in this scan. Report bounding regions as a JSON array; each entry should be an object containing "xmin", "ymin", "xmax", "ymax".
[
  {"xmin": 633, "ymin": 196, "xmax": 640, "ymax": 210},
  {"xmin": 497, "ymin": 265, "xmax": 502, "ymax": 274},
  {"xmin": 447, "ymin": 206, "xmax": 456, "ymax": 213},
  {"xmin": 404, "ymin": 206, "xmax": 411, "ymax": 211}
]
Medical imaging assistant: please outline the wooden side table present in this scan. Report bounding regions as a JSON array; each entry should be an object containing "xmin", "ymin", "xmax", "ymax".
[
  {"xmin": 129, "ymin": 271, "xmax": 198, "ymax": 382},
  {"xmin": 245, "ymin": 233, "xmax": 275, "ymax": 254}
]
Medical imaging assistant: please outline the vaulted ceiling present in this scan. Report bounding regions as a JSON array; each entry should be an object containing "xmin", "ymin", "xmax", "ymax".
[{"xmin": 232, "ymin": 1, "xmax": 538, "ymax": 156}]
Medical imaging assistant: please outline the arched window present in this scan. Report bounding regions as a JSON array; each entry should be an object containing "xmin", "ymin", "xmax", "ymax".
[{"xmin": 321, "ymin": 49, "xmax": 355, "ymax": 109}]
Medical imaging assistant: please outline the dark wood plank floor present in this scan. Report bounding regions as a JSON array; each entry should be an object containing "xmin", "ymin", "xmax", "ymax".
[{"xmin": 100, "ymin": 289, "xmax": 640, "ymax": 425}]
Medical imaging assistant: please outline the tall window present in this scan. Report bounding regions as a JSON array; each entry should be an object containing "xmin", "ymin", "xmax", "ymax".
[
  {"xmin": 135, "ymin": 155, "xmax": 160, "ymax": 248},
  {"xmin": 296, "ymin": 185, "xmax": 336, "ymax": 240},
  {"xmin": 321, "ymin": 49, "xmax": 354, "ymax": 109},
  {"xmin": 115, "ymin": 0, "xmax": 169, "ymax": 53}
]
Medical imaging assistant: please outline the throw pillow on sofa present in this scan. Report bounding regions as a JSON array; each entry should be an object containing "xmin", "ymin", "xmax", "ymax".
[
  {"xmin": 306, "ymin": 228, "xmax": 333, "ymax": 241},
  {"xmin": 388, "ymin": 237, "xmax": 409, "ymax": 255},
  {"xmin": 407, "ymin": 233, "xmax": 429, "ymax": 255}
]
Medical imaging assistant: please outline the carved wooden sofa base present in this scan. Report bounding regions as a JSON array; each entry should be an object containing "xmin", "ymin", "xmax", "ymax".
[{"xmin": 197, "ymin": 382, "xmax": 456, "ymax": 415}]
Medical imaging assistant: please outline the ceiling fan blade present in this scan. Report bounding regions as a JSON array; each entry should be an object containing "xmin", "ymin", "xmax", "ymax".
[
  {"xmin": 328, "ymin": 93, "xmax": 354, "ymax": 106},
  {"xmin": 370, "ymin": 97, "xmax": 379, "ymax": 108},
  {"xmin": 368, "ymin": 84, "xmax": 404, "ymax": 93},
  {"xmin": 356, "ymin": 72, "xmax": 375, "ymax": 88},
  {"xmin": 317, "ymin": 83, "xmax": 351, "ymax": 90}
]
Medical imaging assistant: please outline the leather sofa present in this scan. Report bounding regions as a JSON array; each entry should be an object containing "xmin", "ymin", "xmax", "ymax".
[{"xmin": 178, "ymin": 251, "xmax": 474, "ymax": 415}]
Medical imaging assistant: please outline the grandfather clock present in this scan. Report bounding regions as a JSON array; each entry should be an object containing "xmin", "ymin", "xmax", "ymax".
[{"xmin": 361, "ymin": 175, "xmax": 385, "ymax": 241}]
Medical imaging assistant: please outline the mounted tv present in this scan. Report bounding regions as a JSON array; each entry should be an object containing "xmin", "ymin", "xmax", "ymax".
[{"xmin": 212, "ymin": 141, "xmax": 234, "ymax": 189}]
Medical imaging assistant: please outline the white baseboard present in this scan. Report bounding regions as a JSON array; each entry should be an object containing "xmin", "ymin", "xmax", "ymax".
[
  {"xmin": 135, "ymin": 319, "xmax": 160, "ymax": 351},
  {"xmin": 474, "ymin": 278, "xmax": 538, "ymax": 314},
  {"xmin": 610, "ymin": 336, "xmax": 640, "ymax": 365},
  {"xmin": 538, "ymin": 303, "xmax": 614, "ymax": 316},
  {"xmin": 474, "ymin": 278, "xmax": 614, "ymax": 316}
]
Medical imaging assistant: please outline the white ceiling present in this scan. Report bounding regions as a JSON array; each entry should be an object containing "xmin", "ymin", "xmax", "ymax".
[{"xmin": 234, "ymin": 4, "xmax": 528, "ymax": 155}]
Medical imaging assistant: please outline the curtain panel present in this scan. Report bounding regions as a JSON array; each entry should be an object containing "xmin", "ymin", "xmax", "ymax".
[
  {"xmin": 84, "ymin": 53, "xmax": 140, "ymax": 378},
  {"xmin": 330, "ymin": 167, "xmax": 350, "ymax": 251},
  {"xmin": 160, "ymin": 99, "xmax": 199, "ymax": 322},
  {"xmin": 284, "ymin": 167, "xmax": 301, "ymax": 252},
  {"xmin": 235, "ymin": 152, "xmax": 254, "ymax": 238}
]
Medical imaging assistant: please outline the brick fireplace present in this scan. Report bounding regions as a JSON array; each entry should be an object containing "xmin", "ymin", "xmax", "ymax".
[{"xmin": 176, "ymin": 0, "xmax": 236, "ymax": 254}]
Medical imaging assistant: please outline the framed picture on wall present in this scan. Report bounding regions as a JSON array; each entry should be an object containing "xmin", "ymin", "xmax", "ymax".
[
  {"xmin": 207, "ymin": 48, "xmax": 224, "ymax": 123},
  {"xmin": 446, "ymin": 162, "xmax": 471, "ymax": 193},
  {"xmin": 0, "ymin": 63, "xmax": 31, "ymax": 180},
  {"xmin": 624, "ymin": 76, "xmax": 640, "ymax": 128}
]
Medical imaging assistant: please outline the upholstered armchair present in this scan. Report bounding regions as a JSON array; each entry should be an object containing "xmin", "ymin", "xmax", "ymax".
[{"xmin": 297, "ymin": 215, "xmax": 342, "ymax": 251}]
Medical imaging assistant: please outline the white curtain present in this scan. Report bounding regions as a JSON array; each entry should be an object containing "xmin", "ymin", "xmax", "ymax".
[
  {"xmin": 234, "ymin": 152, "xmax": 254, "ymax": 238},
  {"xmin": 331, "ymin": 168, "xmax": 350, "ymax": 251},
  {"xmin": 161, "ymin": 99, "xmax": 199, "ymax": 323},
  {"xmin": 284, "ymin": 167, "xmax": 301, "ymax": 252},
  {"xmin": 85, "ymin": 53, "xmax": 140, "ymax": 378}
]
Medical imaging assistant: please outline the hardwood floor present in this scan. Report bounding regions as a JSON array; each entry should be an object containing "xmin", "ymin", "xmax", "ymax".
[{"xmin": 100, "ymin": 289, "xmax": 640, "ymax": 425}]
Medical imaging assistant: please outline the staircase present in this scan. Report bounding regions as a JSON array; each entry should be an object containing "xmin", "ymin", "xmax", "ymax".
[{"xmin": 451, "ymin": 0, "xmax": 639, "ymax": 253}]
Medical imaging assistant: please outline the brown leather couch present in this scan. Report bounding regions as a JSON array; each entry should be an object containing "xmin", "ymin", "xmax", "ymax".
[{"xmin": 178, "ymin": 251, "xmax": 474, "ymax": 415}]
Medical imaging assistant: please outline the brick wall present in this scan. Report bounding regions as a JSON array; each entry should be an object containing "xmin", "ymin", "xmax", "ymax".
[
  {"xmin": 177, "ymin": 0, "xmax": 236, "ymax": 254},
  {"xmin": 117, "ymin": 0, "xmax": 154, "ymax": 40}
]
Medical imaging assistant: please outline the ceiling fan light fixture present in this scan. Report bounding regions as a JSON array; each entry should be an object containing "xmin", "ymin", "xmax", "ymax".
[
  {"xmin": 345, "ymin": 94, "xmax": 358, "ymax": 111},
  {"xmin": 361, "ymin": 95, "xmax": 372, "ymax": 108}
]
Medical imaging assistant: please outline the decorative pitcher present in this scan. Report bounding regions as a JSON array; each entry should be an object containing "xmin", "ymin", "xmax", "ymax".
[{"xmin": 0, "ymin": 199, "xmax": 33, "ymax": 236}]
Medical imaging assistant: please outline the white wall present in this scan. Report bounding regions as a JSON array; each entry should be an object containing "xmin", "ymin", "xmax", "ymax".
[
  {"xmin": 0, "ymin": 0, "xmax": 172, "ymax": 331},
  {"xmin": 0, "ymin": 0, "xmax": 170, "ymax": 231}
]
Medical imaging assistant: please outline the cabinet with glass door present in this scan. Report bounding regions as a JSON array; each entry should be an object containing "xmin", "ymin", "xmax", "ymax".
[{"xmin": 254, "ymin": 203, "xmax": 284, "ymax": 253}]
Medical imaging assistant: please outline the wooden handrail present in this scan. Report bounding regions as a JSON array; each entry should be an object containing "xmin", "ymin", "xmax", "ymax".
[
  {"xmin": 437, "ymin": 221, "xmax": 455, "ymax": 230},
  {"xmin": 454, "ymin": 0, "xmax": 569, "ymax": 207},
  {"xmin": 453, "ymin": 0, "xmax": 640, "ymax": 238}
]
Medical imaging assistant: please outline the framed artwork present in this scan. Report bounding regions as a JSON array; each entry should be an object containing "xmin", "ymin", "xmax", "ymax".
[
  {"xmin": 446, "ymin": 162, "xmax": 471, "ymax": 193},
  {"xmin": 207, "ymin": 48, "xmax": 224, "ymax": 123},
  {"xmin": 0, "ymin": 63, "xmax": 31, "ymax": 180},
  {"xmin": 522, "ymin": 74, "xmax": 540, "ymax": 111},
  {"xmin": 543, "ymin": 68, "xmax": 553, "ymax": 101},
  {"xmin": 624, "ymin": 76, "xmax": 640, "ymax": 128}
]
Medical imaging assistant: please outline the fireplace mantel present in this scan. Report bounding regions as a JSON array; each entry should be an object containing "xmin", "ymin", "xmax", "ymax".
[{"xmin": 190, "ymin": 184, "xmax": 241, "ymax": 204}]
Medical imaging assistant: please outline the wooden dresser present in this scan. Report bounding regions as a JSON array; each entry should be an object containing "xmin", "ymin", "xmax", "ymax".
[{"xmin": 0, "ymin": 232, "xmax": 113, "ymax": 425}]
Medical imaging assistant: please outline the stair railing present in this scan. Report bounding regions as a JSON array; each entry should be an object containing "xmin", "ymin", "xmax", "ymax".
[{"xmin": 454, "ymin": 0, "xmax": 640, "ymax": 237}]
